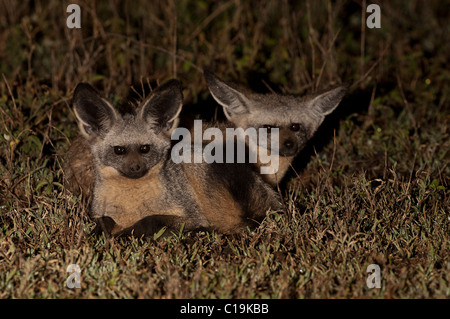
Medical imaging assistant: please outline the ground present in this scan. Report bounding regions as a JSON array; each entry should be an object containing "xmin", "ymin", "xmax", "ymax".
[{"xmin": 0, "ymin": 1, "xmax": 448, "ymax": 298}]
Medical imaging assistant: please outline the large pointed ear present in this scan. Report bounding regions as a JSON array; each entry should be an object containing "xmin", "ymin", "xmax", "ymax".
[
  {"xmin": 73, "ymin": 83, "xmax": 118, "ymax": 139},
  {"xmin": 204, "ymin": 70, "xmax": 251, "ymax": 120},
  {"xmin": 308, "ymin": 83, "xmax": 349, "ymax": 117},
  {"xmin": 138, "ymin": 79, "xmax": 183, "ymax": 136}
]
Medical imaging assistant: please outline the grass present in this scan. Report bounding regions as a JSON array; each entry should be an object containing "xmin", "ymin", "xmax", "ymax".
[{"xmin": 0, "ymin": 0, "xmax": 448, "ymax": 298}]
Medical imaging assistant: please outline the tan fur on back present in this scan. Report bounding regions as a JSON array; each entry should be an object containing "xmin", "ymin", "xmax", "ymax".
[
  {"xmin": 184, "ymin": 166, "xmax": 246, "ymax": 233},
  {"xmin": 63, "ymin": 136, "xmax": 95, "ymax": 199}
]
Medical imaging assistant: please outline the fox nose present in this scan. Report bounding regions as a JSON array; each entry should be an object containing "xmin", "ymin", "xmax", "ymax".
[
  {"xmin": 279, "ymin": 139, "xmax": 298, "ymax": 157},
  {"xmin": 284, "ymin": 140, "xmax": 294, "ymax": 149},
  {"xmin": 123, "ymin": 160, "xmax": 147, "ymax": 179},
  {"xmin": 130, "ymin": 164, "xmax": 141, "ymax": 172}
]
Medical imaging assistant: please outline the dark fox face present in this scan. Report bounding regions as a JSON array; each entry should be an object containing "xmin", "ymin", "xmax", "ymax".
[
  {"xmin": 100, "ymin": 142, "xmax": 155, "ymax": 179},
  {"xmin": 73, "ymin": 80, "xmax": 183, "ymax": 179},
  {"xmin": 112, "ymin": 145, "xmax": 148, "ymax": 178},
  {"xmin": 260, "ymin": 123, "xmax": 307, "ymax": 157},
  {"xmin": 205, "ymin": 71, "xmax": 348, "ymax": 158}
]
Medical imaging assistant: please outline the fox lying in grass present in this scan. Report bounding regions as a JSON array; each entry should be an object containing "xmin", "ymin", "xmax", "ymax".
[
  {"xmin": 70, "ymin": 80, "xmax": 281, "ymax": 237},
  {"xmin": 204, "ymin": 71, "xmax": 348, "ymax": 186},
  {"xmin": 65, "ymin": 72, "xmax": 347, "ymax": 196}
]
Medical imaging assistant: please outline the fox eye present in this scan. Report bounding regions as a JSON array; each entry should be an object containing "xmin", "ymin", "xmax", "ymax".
[
  {"xmin": 113, "ymin": 146, "xmax": 126, "ymax": 155},
  {"xmin": 140, "ymin": 144, "xmax": 150, "ymax": 154},
  {"xmin": 290, "ymin": 123, "xmax": 300, "ymax": 132},
  {"xmin": 263, "ymin": 124, "xmax": 273, "ymax": 132}
]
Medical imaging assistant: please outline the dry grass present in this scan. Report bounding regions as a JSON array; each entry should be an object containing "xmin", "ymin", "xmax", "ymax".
[{"xmin": 0, "ymin": 0, "xmax": 448, "ymax": 298}]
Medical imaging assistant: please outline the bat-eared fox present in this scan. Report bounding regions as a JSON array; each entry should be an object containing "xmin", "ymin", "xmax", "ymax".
[
  {"xmin": 71, "ymin": 80, "xmax": 282, "ymax": 237},
  {"xmin": 204, "ymin": 71, "xmax": 348, "ymax": 186}
]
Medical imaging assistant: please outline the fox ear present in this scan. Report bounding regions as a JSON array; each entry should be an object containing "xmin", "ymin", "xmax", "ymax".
[
  {"xmin": 139, "ymin": 79, "xmax": 183, "ymax": 136},
  {"xmin": 73, "ymin": 83, "xmax": 118, "ymax": 139},
  {"xmin": 308, "ymin": 84, "xmax": 349, "ymax": 116},
  {"xmin": 204, "ymin": 71, "xmax": 251, "ymax": 120}
]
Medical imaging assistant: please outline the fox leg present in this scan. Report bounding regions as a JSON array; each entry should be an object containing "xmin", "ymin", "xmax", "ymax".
[{"xmin": 91, "ymin": 216, "xmax": 118, "ymax": 237}]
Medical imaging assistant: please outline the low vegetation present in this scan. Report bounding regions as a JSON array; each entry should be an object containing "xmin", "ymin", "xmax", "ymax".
[{"xmin": 0, "ymin": 0, "xmax": 448, "ymax": 298}]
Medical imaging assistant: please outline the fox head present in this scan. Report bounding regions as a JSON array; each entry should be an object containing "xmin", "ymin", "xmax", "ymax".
[
  {"xmin": 204, "ymin": 71, "xmax": 348, "ymax": 157},
  {"xmin": 73, "ymin": 80, "xmax": 183, "ymax": 179}
]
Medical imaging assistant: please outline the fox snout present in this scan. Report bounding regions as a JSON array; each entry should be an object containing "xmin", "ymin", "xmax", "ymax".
[
  {"xmin": 119, "ymin": 150, "xmax": 148, "ymax": 179},
  {"xmin": 127, "ymin": 161, "xmax": 145, "ymax": 178},
  {"xmin": 279, "ymin": 138, "xmax": 298, "ymax": 157},
  {"xmin": 275, "ymin": 128, "xmax": 304, "ymax": 157},
  {"xmin": 257, "ymin": 129, "xmax": 300, "ymax": 157}
]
